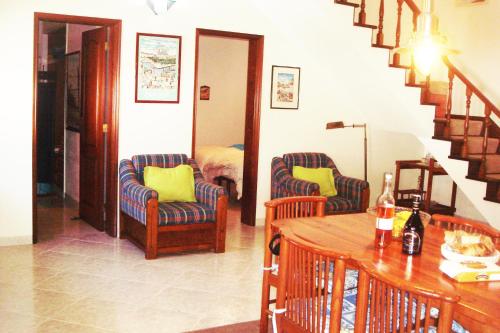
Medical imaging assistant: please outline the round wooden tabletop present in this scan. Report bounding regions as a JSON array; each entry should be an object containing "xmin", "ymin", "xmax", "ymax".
[{"xmin": 273, "ymin": 213, "xmax": 500, "ymax": 332}]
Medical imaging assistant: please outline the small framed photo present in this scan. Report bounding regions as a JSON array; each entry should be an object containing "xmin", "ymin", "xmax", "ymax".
[
  {"xmin": 270, "ymin": 65, "xmax": 300, "ymax": 109},
  {"xmin": 200, "ymin": 85, "xmax": 210, "ymax": 100},
  {"xmin": 135, "ymin": 33, "xmax": 181, "ymax": 103}
]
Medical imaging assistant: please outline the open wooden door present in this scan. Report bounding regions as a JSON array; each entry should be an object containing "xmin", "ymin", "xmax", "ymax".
[{"xmin": 80, "ymin": 27, "xmax": 107, "ymax": 231}]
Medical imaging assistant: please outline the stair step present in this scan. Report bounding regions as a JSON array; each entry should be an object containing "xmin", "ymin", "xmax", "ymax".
[
  {"xmin": 486, "ymin": 174, "xmax": 500, "ymax": 181},
  {"xmin": 428, "ymin": 81, "xmax": 449, "ymax": 95},
  {"xmin": 334, "ymin": 0, "xmax": 359, "ymax": 7},
  {"xmin": 406, "ymin": 82, "xmax": 426, "ymax": 88},
  {"xmin": 450, "ymin": 136, "xmax": 500, "ymax": 154},
  {"xmin": 450, "ymin": 118, "xmax": 483, "ymax": 136},
  {"xmin": 421, "ymin": 101, "xmax": 441, "ymax": 106},
  {"xmin": 372, "ymin": 43, "xmax": 394, "ymax": 50},
  {"xmin": 485, "ymin": 177, "xmax": 500, "ymax": 203},
  {"xmin": 389, "ymin": 63, "xmax": 411, "ymax": 69},
  {"xmin": 354, "ymin": 22, "xmax": 377, "ymax": 29}
]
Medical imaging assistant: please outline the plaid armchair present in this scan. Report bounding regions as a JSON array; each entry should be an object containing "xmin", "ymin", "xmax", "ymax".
[
  {"xmin": 271, "ymin": 152, "xmax": 370, "ymax": 215},
  {"xmin": 119, "ymin": 154, "xmax": 228, "ymax": 259}
]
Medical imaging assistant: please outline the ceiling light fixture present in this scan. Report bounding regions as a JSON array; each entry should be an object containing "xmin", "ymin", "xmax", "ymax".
[
  {"xmin": 147, "ymin": 0, "xmax": 176, "ymax": 15},
  {"xmin": 395, "ymin": 0, "xmax": 458, "ymax": 76}
]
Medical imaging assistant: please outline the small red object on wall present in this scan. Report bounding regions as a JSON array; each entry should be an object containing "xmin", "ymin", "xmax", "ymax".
[{"xmin": 200, "ymin": 85, "xmax": 210, "ymax": 100}]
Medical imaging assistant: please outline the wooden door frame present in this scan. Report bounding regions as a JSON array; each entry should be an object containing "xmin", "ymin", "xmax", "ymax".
[
  {"xmin": 191, "ymin": 28, "xmax": 264, "ymax": 226},
  {"xmin": 32, "ymin": 12, "xmax": 121, "ymax": 242}
]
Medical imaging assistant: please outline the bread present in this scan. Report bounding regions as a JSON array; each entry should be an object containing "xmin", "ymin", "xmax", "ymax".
[{"xmin": 444, "ymin": 230, "xmax": 496, "ymax": 257}]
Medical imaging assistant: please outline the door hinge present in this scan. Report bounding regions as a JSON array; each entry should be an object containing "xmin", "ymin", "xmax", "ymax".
[
  {"xmin": 105, "ymin": 41, "xmax": 109, "ymax": 51},
  {"xmin": 102, "ymin": 124, "xmax": 108, "ymax": 133}
]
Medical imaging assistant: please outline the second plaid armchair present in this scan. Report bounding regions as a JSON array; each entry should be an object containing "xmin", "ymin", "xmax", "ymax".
[{"xmin": 271, "ymin": 152, "xmax": 370, "ymax": 215}]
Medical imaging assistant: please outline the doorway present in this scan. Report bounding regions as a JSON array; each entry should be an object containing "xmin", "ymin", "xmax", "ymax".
[
  {"xmin": 192, "ymin": 29, "xmax": 264, "ymax": 226},
  {"xmin": 33, "ymin": 13, "xmax": 121, "ymax": 242}
]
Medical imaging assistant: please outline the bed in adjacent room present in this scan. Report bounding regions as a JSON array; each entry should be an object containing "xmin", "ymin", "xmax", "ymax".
[{"xmin": 195, "ymin": 145, "xmax": 244, "ymax": 199}]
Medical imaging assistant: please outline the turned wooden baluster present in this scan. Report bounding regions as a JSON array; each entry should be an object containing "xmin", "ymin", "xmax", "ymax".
[
  {"xmin": 393, "ymin": 0, "xmax": 404, "ymax": 66},
  {"xmin": 376, "ymin": 0, "xmax": 385, "ymax": 45},
  {"xmin": 460, "ymin": 87, "xmax": 473, "ymax": 158},
  {"xmin": 359, "ymin": 0, "xmax": 367, "ymax": 25},
  {"xmin": 408, "ymin": 12, "xmax": 419, "ymax": 84},
  {"xmin": 443, "ymin": 69, "xmax": 455, "ymax": 138},
  {"xmin": 479, "ymin": 106, "xmax": 492, "ymax": 178}
]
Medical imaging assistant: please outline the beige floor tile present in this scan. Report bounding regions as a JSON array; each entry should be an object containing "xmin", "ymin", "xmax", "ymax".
[
  {"xmin": 89, "ymin": 277, "xmax": 166, "ymax": 305},
  {"xmin": 120, "ymin": 306, "xmax": 200, "ymax": 333},
  {"xmin": 34, "ymin": 271, "xmax": 113, "ymax": 297},
  {"xmin": 4, "ymin": 197, "xmax": 264, "ymax": 330},
  {"xmin": 0, "ymin": 310, "xmax": 44, "ymax": 333},
  {"xmin": 49, "ymin": 296, "xmax": 136, "ymax": 329},
  {"xmin": 49, "ymin": 239, "xmax": 118, "ymax": 258},
  {"xmin": 0, "ymin": 265, "xmax": 61, "ymax": 288},
  {"xmin": 37, "ymin": 319, "xmax": 114, "ymax": 333},
  {"xmin": 143, "ymin": 287, "xmax": 221, "ymax": 314},
  {"xmin": 0, "ymin": 283, "xmax": 81, "ymax": 316},
  {"xmin": 33, "ymin": 250, "xmax": 89, "ymax": 271}
]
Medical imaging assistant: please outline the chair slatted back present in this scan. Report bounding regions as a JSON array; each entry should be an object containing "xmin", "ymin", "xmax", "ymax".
[
  {"xmin": 276, "ymin": 232, "xmax": 350, "ymax": 333},
  {"xmin": 260, "ymin": 196, "xmax": 327, "ymax": 333},
  {"xmin": 432, "ymin": 214, "xmax": 500, "ymax": 246},
  {"xmin": 354, "ymin": 262, "xmax": 459, "ymax": 333}
]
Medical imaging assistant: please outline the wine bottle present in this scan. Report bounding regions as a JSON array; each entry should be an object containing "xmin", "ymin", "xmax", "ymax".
[
  {"xmin": 402, "ymin": 194, "xmax": 424, "ymax": 255},
  {"xmin": 375, "ymin": 172, "xmax": 395, "ymax": 248}
]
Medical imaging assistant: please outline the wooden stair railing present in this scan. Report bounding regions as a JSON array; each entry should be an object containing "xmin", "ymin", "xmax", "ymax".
[{"xmin": 333, "ymin": 0, "xmax": 500, "ymax": 205}]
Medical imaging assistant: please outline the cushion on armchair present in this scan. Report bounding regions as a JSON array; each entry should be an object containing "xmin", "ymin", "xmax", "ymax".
[
  {"xmin": 144, "ymin": 165, "xmax": 196, "ymax": 202},
  {"xmin": 158, "ymin": 202, "xmax": 216, "ymax": 225},
  {"xmin": 292, "ymin": 166, "xmax": 337, "ymax": 197}
]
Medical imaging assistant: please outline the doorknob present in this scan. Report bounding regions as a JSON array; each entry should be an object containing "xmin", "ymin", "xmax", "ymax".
[{"xmin": 54, "ymin": 147, "xmax": 63, "ymax": 154}]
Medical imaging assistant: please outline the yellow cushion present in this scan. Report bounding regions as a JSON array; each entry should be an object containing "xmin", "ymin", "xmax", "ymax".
[
  {"xmin": 292, "ymin": 166, "xmax": 337, "ymax": 197},
  {"xmin": 144, "ymin": 165, "xmax": 196, "ymax": 202}
]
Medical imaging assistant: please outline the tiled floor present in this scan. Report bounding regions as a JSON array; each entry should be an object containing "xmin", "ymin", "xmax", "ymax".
[{"xmin": 0, "ymin": 196, "xmax": 265, "ymax": 332}]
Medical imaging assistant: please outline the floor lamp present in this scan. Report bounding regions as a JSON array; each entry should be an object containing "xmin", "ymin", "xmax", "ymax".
[{"xmin": 326, "ymin": 121, "xmax": 368, "ymax": 181}]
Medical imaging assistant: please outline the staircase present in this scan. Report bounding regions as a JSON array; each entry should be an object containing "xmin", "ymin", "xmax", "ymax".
[{"xmin": 332, "ymin": 0, "xmax": 500, "ymax": 217}]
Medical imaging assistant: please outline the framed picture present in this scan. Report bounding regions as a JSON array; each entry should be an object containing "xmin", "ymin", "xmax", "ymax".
[
  {"xmin": 65, "ymin": 51, "xmax": 80, "ymax": 131},
  {"xmin": 200, "ymin": 85, "xmax": 210, "ymax": 100},
  {"xmin": 135, "ymin": 33, "xmax": 182, "ymax": 103},
  {"xmin": 270, "ymin": 65, "xmax": 301, "ymax": 109}
]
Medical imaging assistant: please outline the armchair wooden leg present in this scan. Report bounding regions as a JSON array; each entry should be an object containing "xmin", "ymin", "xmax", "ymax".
[
  {"xmin": 145, "ymin": 198, "xmax": 158, "ymax": 260},
  {"xmin": 119, "ymin": 211, "xmax": 127, "ymax": 239},
  {"xmin": 214, "ymin": 195, "xmax": 228, "ymax": 253}
]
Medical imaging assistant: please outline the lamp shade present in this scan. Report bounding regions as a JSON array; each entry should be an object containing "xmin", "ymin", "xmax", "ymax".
[{"xmin": 326, "ymin": 121, "xmax": 345, "ymax": 130}]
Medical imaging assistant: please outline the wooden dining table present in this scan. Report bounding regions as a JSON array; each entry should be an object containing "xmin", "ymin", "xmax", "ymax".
[{"xmin": 272, "ymin": 213, "xmax": 500, "ymax": 333}]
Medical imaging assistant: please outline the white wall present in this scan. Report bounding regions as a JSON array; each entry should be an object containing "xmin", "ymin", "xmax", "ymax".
[
  {"xmin": 195, "ymin": 36, "xmax": 248, "ymax": 147},
  {"xmin": 0, "ymin": 0, "xmax": 492, "ymax": 245},
  {"xmin": 433, "ymin": 0, "xmax": 500, "ymax": 107}
]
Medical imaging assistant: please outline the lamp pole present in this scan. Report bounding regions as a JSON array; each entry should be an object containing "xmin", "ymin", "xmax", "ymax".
[
  {"xmin": 326, "ymin": 122, "xmax": 368, "ymax": 182},
  {"xmin": 351, "ymin": 124, "xmax": 367, "ymax": 182}
]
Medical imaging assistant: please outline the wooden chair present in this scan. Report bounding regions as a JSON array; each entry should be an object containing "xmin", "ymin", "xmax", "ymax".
[
  {"xmin": 260, "ymin": 196, "xmax": 327, "ymax": 333},
  {"xmin": 354, "ymin": 261, "xmax": 460, "ymax": 333},
  {"xmin": 274, "ymin": 228, "xmax": 351, "ymax": 333},
  {"xmin": 432, "ymin": 214, "xmax": 500, "ymax": 246}
]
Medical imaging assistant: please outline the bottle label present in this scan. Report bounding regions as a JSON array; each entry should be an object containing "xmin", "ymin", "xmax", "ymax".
[
  {"xmin": 376, "ymin": 217, "xmax": 394, "ymax": 230},
  {"xmin": 403, "ymin": 231, "xmax": 421, "ymax": 253}
]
